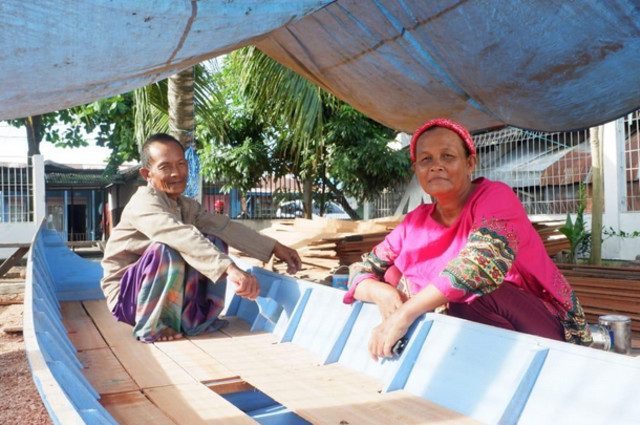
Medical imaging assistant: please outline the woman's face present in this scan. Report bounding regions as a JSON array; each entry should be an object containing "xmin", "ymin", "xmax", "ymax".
[{"xmin": 412, "ymin": 127, "xmax": 476, "ymax": 198}]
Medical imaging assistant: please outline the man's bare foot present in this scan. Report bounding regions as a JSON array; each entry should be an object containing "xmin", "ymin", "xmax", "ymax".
[{"xmin": 156, "ymin": 328, "xmax": 183, "ymax": 342}]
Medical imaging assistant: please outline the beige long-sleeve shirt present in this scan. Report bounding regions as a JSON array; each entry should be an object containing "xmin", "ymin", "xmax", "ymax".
[{"xmin": 101, "ymin": 184, "xmax": 276, "ymax": 311}]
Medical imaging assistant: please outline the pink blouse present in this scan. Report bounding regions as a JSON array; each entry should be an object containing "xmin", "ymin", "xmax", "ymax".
[{"xmin": 344, "ymin": 178, "xmax": 590, "ymax": 344}]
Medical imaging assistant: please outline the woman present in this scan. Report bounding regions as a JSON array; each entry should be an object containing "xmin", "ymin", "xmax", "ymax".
[{"xmin": 344, "ymin": 118, "xmax": 591, "ymax": 360}]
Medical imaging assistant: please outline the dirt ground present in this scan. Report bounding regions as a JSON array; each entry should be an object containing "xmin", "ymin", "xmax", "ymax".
[{"xmin": 0, "ymin": 267, "xmax": 53, "ymax": 425}]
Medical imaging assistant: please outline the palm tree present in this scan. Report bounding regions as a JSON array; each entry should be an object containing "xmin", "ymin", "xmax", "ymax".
[
  {"xmin": 227, "ymin": 47, "xmax": 407, "ymax": 219},
  {"xmin": 168, "ymin": 68, "xmax": 195, "ymax": 148},
  {"xmin": 133, "ymin": 63, "xmax": 225, "ymax": 151},
  {"xmin": 132, "ymin": 50, "xmax": 409, "ymax": 220},
  {"xmin": 229, "ymin": 47, "xmax": 337, "ymax": 218}
]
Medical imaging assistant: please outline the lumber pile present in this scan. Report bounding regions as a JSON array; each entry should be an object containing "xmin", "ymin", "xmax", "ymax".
[
  {"xmin": 231, "ymin": 217, "xmax": 402, "ymax": 284},
  {"xmin": 269, "ymin": 216, "xmax": 401, "ymax": 270},
  {"xmin": 530, "ymin": 218, "xmax": 570, "ymax": 257},
  {"xmin": 559, "ymin": 264, "xmax": 640, "ymax": 338}
]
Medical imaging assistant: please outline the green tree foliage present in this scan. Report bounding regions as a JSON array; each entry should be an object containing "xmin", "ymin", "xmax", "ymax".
[
  {"xmin": 134, "ymin": 64, "xmax": 226, "ymax": 149},
  {"xmin": 8, "ymin": 94, "xmax": 137, "ymax": 173},
  {"xmin": 75, "ymin": 94, "xmax": 138, "ymax": 173},
  {"xmin": 324, "ymin": 104, "xmax": 412, "ymax": 204},
  {"xmin": 212, "ymin": 48, "xmax": 411, "ymax": 218},
  {"xmin": 198, "ymin": 61, "xmax": 277, "ymax": 195}
]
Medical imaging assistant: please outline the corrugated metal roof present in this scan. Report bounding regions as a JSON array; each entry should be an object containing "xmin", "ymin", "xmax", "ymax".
[
  {"xmin": 45, "ymin": 172, "xmax": 114, "ymax": 187},
  {"xmin": 477, "ymin": 142, "xmax": 592, "ymax": 188}
]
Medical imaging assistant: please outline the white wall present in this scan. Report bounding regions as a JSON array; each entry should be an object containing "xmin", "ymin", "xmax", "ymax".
[
  {"xmin": 601, "ymin": 119, "xmax": 640, "ymax": 260},
  {"xmin": 0, "ymin": 155, "xmax": 45, "ymax": 259},
  {"xmin": 603, "ymin": 212, "xmax": 640, "ymax": 261}
]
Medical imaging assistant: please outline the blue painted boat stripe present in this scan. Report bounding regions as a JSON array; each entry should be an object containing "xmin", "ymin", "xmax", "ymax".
[
  {"xmin": 323, "ymin": 301, "xmax": 363, "ymax": 365},
  {"xmin": 280, "ymin": 288, "xmax": 312, "ymax": 343},
  {"xmin": 33, "ymin": 272, "xmax": 61, "ymax": 316},
  {"xmin": 226, "ymin": 293, "xmax": 242, "ymax": 316},
  {"xmin": 34, "ymin": 309, "xmax": 78, "ymax": 359},
  {"xmin": 33, "ymin": 295, "xmax": 68, "ymax": 341},
  {"xmin": 266, "ymin": 279, "xmax": 281, "ymax": 298},
  {"xmin": 79, "ymin": 408, "xmax": 120, "ymax": 425},
  {"xmin": 383, "ymin": 319, "xmax": 433, "ymax": 392},
  {"xmin": 251, "ymin": 279, "xmax": 283, "ymax": 332},
  {"xmin": 497, "ymin": 348, "xmax": 549, "ymax": 425},
  {"xmin": 39, "ymin": 333, "xmax": 99, "ymax": 400},
  {"xmin": 48, "ymin": 361, "xmax": 110, "ymax": 417},
  {"xmin": 38, "ymin": 329, "xmax": 84, "ymax": 374}
]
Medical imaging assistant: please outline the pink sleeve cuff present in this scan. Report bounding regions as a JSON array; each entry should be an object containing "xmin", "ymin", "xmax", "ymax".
[{"xmin": 342, "ymin": 272, "xmax": 376, "ymax": 304}]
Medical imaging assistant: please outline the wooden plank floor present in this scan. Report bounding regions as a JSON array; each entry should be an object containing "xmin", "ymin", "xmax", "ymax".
[{"xmin": 62, "ymin": 300, "xmax": 483, "ymax": 425}]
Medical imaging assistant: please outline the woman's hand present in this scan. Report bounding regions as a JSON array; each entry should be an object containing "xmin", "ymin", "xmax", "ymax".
[
  {"xmin": 372, "ymin": 283, "xmax": 407, "ymax": 320},
  {"xmin": 272, "ymin": 241, "xmax": 302, "ymax": 274},
  {"xmin": 367, "ymin": 284, "xmax": 449, "ymax": 361},
  {"xmin": 368, "ymin": 309, "xmax": 412, "ymax": 361}
]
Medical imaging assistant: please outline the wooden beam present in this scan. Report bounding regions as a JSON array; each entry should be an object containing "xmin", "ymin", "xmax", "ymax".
[{"xmin": 0, "ymin": 246, "xmax": 29, "ymax": 279}]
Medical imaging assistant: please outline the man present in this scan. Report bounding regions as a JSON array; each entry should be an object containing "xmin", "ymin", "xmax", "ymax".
[{"xmin": 101, "ymin": 133, "xmax": 301, "ymax": 342}]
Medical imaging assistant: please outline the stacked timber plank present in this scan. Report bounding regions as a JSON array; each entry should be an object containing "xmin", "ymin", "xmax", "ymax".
[
  {"xmin": 559, "ymin": 264, "xmax": 640, "ymax": 339},
  {"xmin": 231, "ymin": 217, "xmax": 402, "ymax": 284},
  {"xmin": 530, "ymin": 218, "xmax": 570, "ymax": 257}
]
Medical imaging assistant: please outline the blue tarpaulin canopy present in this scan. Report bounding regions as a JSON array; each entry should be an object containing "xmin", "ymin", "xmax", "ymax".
[{"xmin": 1, "ymin": 0, "xmax": 639, "ymax": 132}]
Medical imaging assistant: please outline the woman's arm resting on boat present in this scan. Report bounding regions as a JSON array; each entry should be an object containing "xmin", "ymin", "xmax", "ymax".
[
  {"xmin": 368, "ymin": 285, "xmax": 447, "ymax": 361},
  {"xmin": 354, "ymin": 278, "xmax": 407, "ymax": 320}
]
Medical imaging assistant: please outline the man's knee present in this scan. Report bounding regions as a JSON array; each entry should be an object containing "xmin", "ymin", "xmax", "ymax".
[{"xmin": 147, "ymin": 241, "xmax": 185, "ymax": 265}]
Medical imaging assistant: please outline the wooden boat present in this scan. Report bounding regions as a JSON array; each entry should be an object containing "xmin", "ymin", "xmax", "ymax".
[{"xmin": 24, "ymin": 222, "xmax": 640, "ymax": 425}]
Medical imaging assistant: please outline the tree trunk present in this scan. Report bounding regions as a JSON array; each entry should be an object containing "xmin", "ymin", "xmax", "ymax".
[
  {"xmin": 589, "ymin": 126, "xmax": 603, "ymax": 265},
  {"xmin": 302, "ymin": 179, "xmax": 313, "ymax": 219},
  {"xmin": 168, "ymin": 68, "xmax": 195, "ymax": 148},
  {"xmin": 322, "ymin": 177, "xmax": 361, "ymax": 220},
  {"xmin": 25, "ymin": 115, "xmax": 43, "ymax": 156}
]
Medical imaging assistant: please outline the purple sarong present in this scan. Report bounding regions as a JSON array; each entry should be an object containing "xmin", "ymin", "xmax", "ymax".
[
  {"xmin": 113, "ymin": 237, "xmax": 228, "ymax": 342},
  {"xmin": 448, "ymin": 281, "xmax": 565, "ymax": 341}
]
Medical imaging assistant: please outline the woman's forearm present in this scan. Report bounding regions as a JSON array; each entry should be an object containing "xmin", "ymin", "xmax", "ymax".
[
  {"xmin": 353, "ymin": 278, "xmax": 395, "ymax": 303},
  {"xmin": 397, "ymin": 284, "xmax": 448, "ymax": 326},
  {"xmin": 367, "ymin": 284, "xmax": 449, "ymax": 360}
]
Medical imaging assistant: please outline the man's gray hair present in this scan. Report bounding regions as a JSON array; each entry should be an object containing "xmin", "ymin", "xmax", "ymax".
[{"xmin": 140, "ymin": 133, "xmax": 185, "ymax": 168}]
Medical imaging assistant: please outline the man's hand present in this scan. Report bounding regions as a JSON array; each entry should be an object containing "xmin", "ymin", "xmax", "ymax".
[
  {"xmin": 226, "ymin": 263, "xmax": 260, "ymax": 300},
  {"xmin": 272, "ymin": 241, "xmax": 302, "ymax": 274}
]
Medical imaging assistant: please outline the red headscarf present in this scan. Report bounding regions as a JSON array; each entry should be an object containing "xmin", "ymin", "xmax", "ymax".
[{"xmin": 410, "ymin": 118, "xmax": 476, "ymax": 162}]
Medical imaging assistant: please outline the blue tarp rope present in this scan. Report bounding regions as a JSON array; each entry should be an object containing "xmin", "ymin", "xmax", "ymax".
[{"xmin": 184, "ymin": 144, "xmax": 200, "ymax": 199}]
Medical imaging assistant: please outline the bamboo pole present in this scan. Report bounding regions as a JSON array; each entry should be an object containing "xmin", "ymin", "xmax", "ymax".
[{"xmin": 589, "ymin": 126, "xmax": 604, "ymax": 265}]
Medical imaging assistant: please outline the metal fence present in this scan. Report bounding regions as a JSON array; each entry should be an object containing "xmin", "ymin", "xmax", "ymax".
[
  {"xmin": 473, "ymin": 127, "xmax": 591, "ymax": 215},
  {"xmin": 0, "ymin": 162, "xmax": 34, "ymax": 223},
  {"xmin": 624, "ymin": 111, "xmax": 640, "ymax": 211},
  {"xmin": 202, "ymin": 175, "xmax": 301, "ymax": 219},
  {"xmin": 369, "ymin": 186, "xmax": 406, "ymax": 219}
]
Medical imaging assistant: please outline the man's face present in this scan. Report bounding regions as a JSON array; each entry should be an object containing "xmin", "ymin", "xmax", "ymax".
[{"xmin": 140, "ymin": 141, "xmax": 188, "ymax": 200}]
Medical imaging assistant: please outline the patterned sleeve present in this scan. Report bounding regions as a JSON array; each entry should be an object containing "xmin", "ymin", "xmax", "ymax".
[
  {"xmin": 342, "ymin": 222, "xmax": 404, "ymax": 304},
  {"xmin": 431, "ymin": 183, "xmax": 525, "ymax": 303}
]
